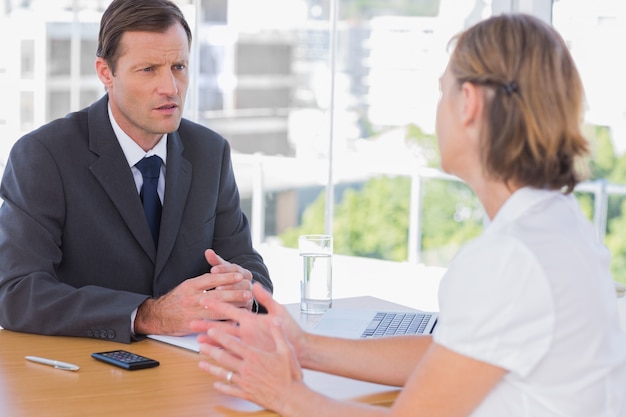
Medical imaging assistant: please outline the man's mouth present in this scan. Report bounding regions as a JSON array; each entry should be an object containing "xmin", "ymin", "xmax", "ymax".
[{"xmin": 156, "ymin": 103, "xmax": 178, "ymax": 110}]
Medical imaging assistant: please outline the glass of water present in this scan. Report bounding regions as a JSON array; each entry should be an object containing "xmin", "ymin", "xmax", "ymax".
[{"xmin": 298, "ymin": 234, "xmax": 333, "ymax": 314}]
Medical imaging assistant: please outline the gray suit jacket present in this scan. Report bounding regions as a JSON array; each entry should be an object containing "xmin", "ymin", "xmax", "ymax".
[{"xmin": 0, "ymin": 95, "xmax": 271, "ymax": 343}]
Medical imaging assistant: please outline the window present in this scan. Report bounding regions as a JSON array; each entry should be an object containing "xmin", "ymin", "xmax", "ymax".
[{"xmin": 3, "ymin": 0, "xmax": 624, "ymax": 306}]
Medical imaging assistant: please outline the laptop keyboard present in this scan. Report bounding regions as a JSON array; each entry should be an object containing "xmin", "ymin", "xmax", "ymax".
[{"xmin": 360, "ymin": 312, "xmax": 432, "ymax": 338}]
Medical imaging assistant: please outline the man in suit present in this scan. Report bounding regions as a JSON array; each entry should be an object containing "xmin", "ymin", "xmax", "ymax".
[{"xmin": 0, "ymin": 0, "xmax": 272, "ymax": 343}]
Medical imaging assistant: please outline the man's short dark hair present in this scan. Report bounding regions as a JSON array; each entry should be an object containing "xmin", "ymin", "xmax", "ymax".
[{"xmin": 96, "ymin": 0, "xmax": 192, "ymax": 74}]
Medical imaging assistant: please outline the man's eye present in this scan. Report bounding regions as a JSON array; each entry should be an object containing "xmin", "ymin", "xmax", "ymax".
[
  {"xmin": 174, "ymin": 65, "xmax": 186, "ymax": 71},
  {"xmin": 142, "ymin": 67, "xmax": 154, "ymax": 72}
]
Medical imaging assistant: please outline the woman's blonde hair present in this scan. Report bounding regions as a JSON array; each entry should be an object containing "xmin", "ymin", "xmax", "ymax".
[{"xmin": 448, "ymin": 13, "xmax": 589, "ymax": 192}]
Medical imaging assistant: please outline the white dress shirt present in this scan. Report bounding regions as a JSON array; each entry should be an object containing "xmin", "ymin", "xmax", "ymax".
[{"xmin": 107, "ymin": 104, "xmax": 167, "ymax": 202}]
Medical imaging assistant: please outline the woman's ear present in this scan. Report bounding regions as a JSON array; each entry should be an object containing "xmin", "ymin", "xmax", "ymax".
[{"xmin": 459, "ymin": 81, "xmax": 484, "ymax": 128}]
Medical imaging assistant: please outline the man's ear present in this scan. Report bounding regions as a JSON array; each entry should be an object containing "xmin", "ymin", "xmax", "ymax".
[
  {"xmin": 95, "ymin": 57, "xmax": 114, "ymax": 90},
  {"xmin": 459, "ymin": 81, "xmax": 484, "ymax": 128}
]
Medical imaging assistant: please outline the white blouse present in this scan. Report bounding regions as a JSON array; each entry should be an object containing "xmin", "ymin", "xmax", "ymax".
[{"xmin": 434, "ymin": 187, "xmax": 626, "ymax": 417}]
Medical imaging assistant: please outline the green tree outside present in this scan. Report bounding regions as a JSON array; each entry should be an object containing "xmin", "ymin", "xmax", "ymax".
[{"xmin": 279, "ymin": 124, "xmax": 626, "ymax": 286}]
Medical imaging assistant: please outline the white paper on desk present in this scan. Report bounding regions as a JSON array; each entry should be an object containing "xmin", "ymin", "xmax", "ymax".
[
  {"xmin": 147, "ymin": 333, "xmax": 201, "ymax": 352},
  {"xmin": 221, "ymin": 370, "xmax": 398, "ymax": 413},
  {"xmin": 303, "ymin": 369, "xmax": 398, "ymax": 400}
]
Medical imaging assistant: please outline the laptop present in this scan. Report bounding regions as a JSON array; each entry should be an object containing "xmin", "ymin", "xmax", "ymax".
[
  {"xmin": 310, "ymin": 308, "xmax": 438, "ymax": 339},
  {"xmin": 148, "ymin": 333, "xmax": 201, "ymax": 352}
]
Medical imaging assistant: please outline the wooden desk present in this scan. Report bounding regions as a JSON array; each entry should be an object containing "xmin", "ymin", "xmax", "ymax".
[{"xmin": 0, "ymin": 297, "xmax": 413, "ymax": 417}]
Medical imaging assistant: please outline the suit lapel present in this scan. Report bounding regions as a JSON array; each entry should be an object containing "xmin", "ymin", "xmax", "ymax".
[
  {"xmin": 86, "ymin": 96, "xmax": 157, "ymax": 261},
  {"xmin": 155, "ymin": 131, "xmax": 192, "ymax": 277}
]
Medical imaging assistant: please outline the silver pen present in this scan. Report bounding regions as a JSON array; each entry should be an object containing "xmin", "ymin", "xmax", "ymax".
[{"xmin": 25, "ymin": 355, "xmax": 80, "ymax": 371}]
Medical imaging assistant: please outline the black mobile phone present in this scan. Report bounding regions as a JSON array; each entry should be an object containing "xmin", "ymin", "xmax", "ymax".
[{"xmin": 91, "ymin": 350, "xmax": 160, "ymax": 370}]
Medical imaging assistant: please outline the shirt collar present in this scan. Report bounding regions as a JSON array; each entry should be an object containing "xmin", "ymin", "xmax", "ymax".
[
  {"xmin": 107, "ymin": 103, "xmax": 168, "ymax": 167},
  {"xmin": 486, "ymin": 187, "xmax": 562, "ymax": 234}
]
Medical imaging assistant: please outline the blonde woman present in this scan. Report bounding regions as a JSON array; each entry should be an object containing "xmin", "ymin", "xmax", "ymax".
[{"xmin": 193, "ymin": 14, "xmax": 626, "ymax": 417}]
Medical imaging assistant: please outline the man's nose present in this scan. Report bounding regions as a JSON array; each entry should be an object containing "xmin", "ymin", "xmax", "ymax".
[{"xmin": 157, "ymin": 70, "xmax": 178, "ymax": 96}]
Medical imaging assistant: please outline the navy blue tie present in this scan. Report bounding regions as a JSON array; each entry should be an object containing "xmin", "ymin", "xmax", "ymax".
[{"xmin": 135, "ymin": 156, "xmax": 162, "ymax": 247}]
